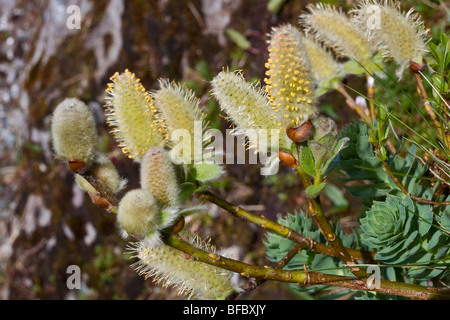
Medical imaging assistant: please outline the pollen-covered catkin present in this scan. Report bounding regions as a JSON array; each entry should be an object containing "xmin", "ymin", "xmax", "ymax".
[
  {"xmin": 104, "ymin": 69, "xmax": 165, "ymax": 161},
  {"xmin": 117, "ymin": 189, "xmax": 161, "ymax": 238},
  {"xmin": 140, "ymin": 146, "xmax": 180, "ymax": 209},
  {"xmin": 51, "ymin": 98, "xmax": 98, "ymax": 167},
  {"xmin": 264, "ymin": 24, "xmax": 318, "ymax": 128}
]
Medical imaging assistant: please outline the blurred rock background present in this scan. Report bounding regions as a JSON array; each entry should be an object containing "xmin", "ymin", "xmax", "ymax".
[{"xmin": 0, "ymin": 0, "xmax": 446, "ymax": 300}]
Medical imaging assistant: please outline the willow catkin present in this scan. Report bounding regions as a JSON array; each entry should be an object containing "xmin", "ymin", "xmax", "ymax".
[
  {"xmin": 264, "ymin": 24, "xmax": 318, "ymax": 129},
  {"xmin": 51, "ymin": 98, "xmax": 98, "ymax": 168},
  {"xmin": 104, "ymin": 69, "xmax": 165, "ymax": 161},
  {"xmin": 351, "ymin": 0, "xmax": 429, "ymax": 78}
]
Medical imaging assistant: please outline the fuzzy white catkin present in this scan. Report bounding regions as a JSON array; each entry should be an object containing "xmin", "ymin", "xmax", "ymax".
[
  {"xmin": 129, "ymin": 237, "xmax": 240, "ymax": 299},
  {"xmin": 211, "ymin": 70, "xmax": 290, "ymax": 151},
  {"xmin": 140, "ymin": 146, "xmax": 180, "ymax": 210},
  {"xmin": 300, "ymin": 3, "xmax": 376, "ymax": 72},
  {"xmin": 117, "ymin": 189, "xmax": 161, "ymax": 238},
  {"xmin": 302, "ymin": 34, "xmax": 346, "ymax": 92},
  {"xmin": 51, "ymin": 98, "xmax": 98, "ymax": 165},
  {"xmin": 351, "ymin": 0, "xmax": 429, "ymax": 78}
]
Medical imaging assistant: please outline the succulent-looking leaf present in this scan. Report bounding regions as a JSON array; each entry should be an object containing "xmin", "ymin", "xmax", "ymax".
[
  {"xmin": 360, "ymin": 194, "xmax": 449, "ymax": 279},
  {"xmin": 104, "ymin": 69, "xmax": 165, "ymax": 161}
]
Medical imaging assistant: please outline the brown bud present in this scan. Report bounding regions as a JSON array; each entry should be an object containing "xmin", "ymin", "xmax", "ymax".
[
  {"xmin": 88, "ymin": 192, "xmax": 111, "ymax": 211},
  {"xmin": 286, "ymin": 120, "xmax": 313, "ymax": 143},
  {"xmin": 410, "ymin": 59, "xmax": 426, "ymax": 73},
  {"xmin": 68, "ymin": 160, "xmax": 88, "ymax": 174},
  {"xmin": 278, "ymin": 150, "xmax": 298, "ymax": 168},
  {"xmin": 170, "ymin": 216, "xmax": 185, "ymax": 234}
]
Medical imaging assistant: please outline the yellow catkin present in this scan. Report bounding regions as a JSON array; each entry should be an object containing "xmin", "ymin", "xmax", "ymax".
[
  {"xmin": 264, "ymin": 25, "xmax": 318, "ymax": 128},
  {"xmin": 104, "ymin": 69, "xmax": 166, "ymax": 161}
]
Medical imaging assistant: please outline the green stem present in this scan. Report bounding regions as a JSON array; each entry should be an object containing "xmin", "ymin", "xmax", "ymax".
[
  {"xmin": 164, "ymin": 234, "xmax": 450, "ymax": 300},
  {"xmin": 200, "ymin": 190, "xmax": 376, "ymax": 262},
  {"xmin": 297, "ymin": 167, "xmax": 367, "ymax": 279}
]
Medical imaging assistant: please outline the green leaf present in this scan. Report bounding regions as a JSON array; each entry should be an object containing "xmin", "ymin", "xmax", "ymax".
[
  {"xmin": 427, "ymin": 230, "xmax": 443, "ymax": 252},
  {"xmin": 343, "ymin": 60, "xmax": 366, "ymax": 75},
  {"xmin": 178, "ymin": 182, "xmax": 197, "ymax": 203},
  {"xmin": 324, "ymin": 184, "xmax": 349, "ymax": 213},
  {"xmin": 416, "ymin": 201, "xmax": 433, "ymax": 237},
  {"xmin": 305, "ymin": 182, "xmax": 326, "ymax": 198},
  {"xmin": 308, "ymin": 141, "xmax": 332, "ymax": 167},
  {"xmin": 192, "ymin": 162, "xmax": 223, "ymax": 182},
  {"xmin": 267, "ymin": 0, "xmax": 286, "ymax": 14},
  {"xmin": 299, "ymin": 146, "xmax": 316, "ymax": 176},
  {"xmin": 225, "ymin": 28, "xmax": 251, "ymax": 50}
]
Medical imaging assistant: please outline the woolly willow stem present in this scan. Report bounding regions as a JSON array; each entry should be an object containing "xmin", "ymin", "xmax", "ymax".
[
  {"xmin": 164, "ymin": 234, "xmax": 450, "ymax": 300},
  {"xmin": 200, "ymin": 191, "xmax": 375, "ymax": 262}
]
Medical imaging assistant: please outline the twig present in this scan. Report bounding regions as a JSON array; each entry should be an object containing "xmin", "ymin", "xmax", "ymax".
[
  {"xmin": 296, "ymin": 164, "xmax": 367, "ymax": 280},
  {"xmin": 381, "ymin": 156, "xmax": 450, "ymax": 207},
  {"xmin": 371, "ymin": 144, "xmax": 450, "ymax": 207},
  {"xmin": 367, "ymin": 75, "xmax": 376, "ymax": 121},
  {"xmin": 200, "ymin": 191, "xmax": 376, "ymax": 262},
  {"xmin": 412, "ymin": 67, "xmax": 441, "ymax": 131},
  {"xmin": 164, "ymin": 234, "xmax": 450, "ymax": 300},
  {"xmin": 337, "ymin": 83, "xmax": 371, "ymax": 123}
]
